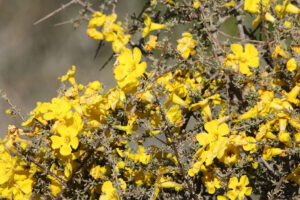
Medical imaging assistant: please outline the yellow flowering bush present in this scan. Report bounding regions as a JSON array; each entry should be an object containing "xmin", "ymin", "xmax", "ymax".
[{"xmin": 1, "ymin": 0, "xmax": 299, "ymax": 199}]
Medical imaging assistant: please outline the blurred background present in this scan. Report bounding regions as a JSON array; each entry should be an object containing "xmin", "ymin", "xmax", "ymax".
[{"xmin": 0, "ymin": 0, "xmax": 146, "ymax": 137}]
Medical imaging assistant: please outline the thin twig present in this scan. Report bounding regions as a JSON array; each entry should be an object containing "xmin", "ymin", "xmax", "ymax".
[
  {"xmin": 34, "ymin": 0, "xmax": 95, "ymax": 26},
  {"xmin": 269, "ymin": 176, "xmax": 285, "ymax": 200},
  {"xmin": 99, "ymin": 53, "xmax": 115, "ymax": 71},
  {"xmin": 112, "ymin": 0, "xmax": 119, "ymax": 13},
  {"xmin": 94, "ymin": 41, "xmax": 104, "ymax": 60},
  {"xmin": 259, "ymin": 157, "xmax": 277, "ymax": 175},
  {"xmin": 75, "ymin": 0, "xmax": 96, "ymax": 13},
  {"xmin": 218, "ymin": 30, "xmax": 266, "ymax": 44},
  {"xmin": 233, "ymin": 0, "xmax": 246, "ymax": 45},
  {"xmin": 15, "ymin": 147, "xmax": 67, "ymax": 187},
  {"xmin": 54, "ymin": 16, "xmax": 90, "ymax": 26},
  {"xmin": 260, "ymin": 4, "xmax": 276, "ymax": 68},
  {"xmin": 34, "ymin": 0, "xmax": 77, "ymax": 25},
  {"xmin": 182, "ymin": 0, "xmax": 224, "ymax": 63},
  {"xmin": 153, "ymin": 90, "xmax": 199, "ymax": 200},
  {"xmin": 0, "ymin": 90, "xmax": 25, "ymax": 121}
]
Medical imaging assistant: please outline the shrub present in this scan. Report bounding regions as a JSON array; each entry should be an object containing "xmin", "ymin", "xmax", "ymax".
[{"xmin": 1, "ymin": 0, "xmax": 299, "ymax": 199}]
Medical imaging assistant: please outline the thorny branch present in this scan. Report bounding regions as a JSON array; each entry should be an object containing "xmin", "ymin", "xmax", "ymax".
[{"xmin": 34, "ymin": 0, "xmax": 95, "ymax": 25}]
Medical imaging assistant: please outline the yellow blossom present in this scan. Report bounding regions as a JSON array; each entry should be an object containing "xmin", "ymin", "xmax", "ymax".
[
  {"xmin": 145, "ymin": 35, "xmax": 158, "ymax": 51},
  {"xmin": 5, "ymin": 109, "xmax": 13, "ymax": 115},
  {"xmin": 99, "ymin": 181, "xmax": 119, "ymax": 200},
  {"xmin": 284, "ymin": 21, "xmax": 292, "ymax": 28},
  {"xmin": 262, "ymin": 146, "xmax": 283, "ymax": 160},
  {"xmin": 196, "ymin": 119, "xmax": 230, "ymax": 147},
  {"xmin": 50, "ymin": 112, "xmax": 82, "ymax": 156},
  {"xmin": 217, "ymin": 196, "xmax": 227, "ymax": 200},
  {"xmin": 252, "ymin": 162, "xmax": 259, "ymax": 169},
  {"xmin": 244, "ymin": 0, "xmax": 270, "ymax": 13},
  {"xmin": 244, "ymin": 0, "xmax": 275, "ymax": 26},
  {"xmin": 275, "ymin": 0, "xmax": 300, "ymax": 18},
  {"xmin": 125, "ymin": 145, "xmax": 151, "ymax": 164},
  {"xmin": 114, "ymin": 47, "xmax": 147, "ymax": 93},
  {"xmin": 142, "ymin": 14, "xmax": 167, "ymax": 38},
  {"xmin": 201, "ymin": 172, "xmax": 221, "ymax": 194},
  {"xmin": 90, "ymin": 165, "xmax": 107, "ymax": 180},
  {"xmin": 224, "ymin": 0, "xmax": 236, "ymax": 7},
  {"xmin": 291, "ymin": 45, "xmax": 300, "ymax": 55},
  {"xmin": 286, "ymin": 163, "xmax": 300, "ymax": 185},
  {"xmin": 220, "ymin": 144, "xmax": 241, "ymax": 165},
  {"xmin": 278, "ymin": 132, "xmax": 291, "ymax": 146},
  {"xmin": 286, "ymin": 58, "xmax": 298, "ymax": 72},
  {"xmin": 177, "ymin": 32, "xmax": 196, "ymax": 59},
  {"xmin": 282, "ymin": 83, "xmax": 300, "ymax": 106},
  {"xmin": 227, "ymin": 175, "xmax": 252, "ymax": 200},
  {"xmin": 87, "ymin": 12, "xmax": 130, "ymax": 53},
  {"xmin": 226, "ymin": 43, "xmax": 259, "ymax": 76},
  {"xmin": 193, "ymin": 0, "xmax": 200, "ymax": 9},
  {"xmin": 0, "ymin": 146, "xmax": 36, "ymax": 200},
  {"xmin": 272, "ymin": 45, "xmax": 289, "ymax": 59}
]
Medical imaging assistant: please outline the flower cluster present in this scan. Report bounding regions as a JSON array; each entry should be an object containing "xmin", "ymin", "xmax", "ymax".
[
  {"xmin": 87, "ymin": 12, "xmax": 131, "ymax": 53},
  {"xmin": 1, "ymin": 0, "xmax": 299, "ymax": 199}
]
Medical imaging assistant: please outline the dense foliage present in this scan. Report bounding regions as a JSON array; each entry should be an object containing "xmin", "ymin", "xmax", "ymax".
[{"xmin": 1, "ymin": 0, "xmax": 299, "ymax": 199}]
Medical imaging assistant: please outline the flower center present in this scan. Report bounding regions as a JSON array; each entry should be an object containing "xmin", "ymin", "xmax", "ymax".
[
  {"xmin": 64, "ymin": 136, "xmax": 71, "ymax": 144},
  {"xmin": 240, "ymin": 56, "xmax": 247, "ymax": 63}
]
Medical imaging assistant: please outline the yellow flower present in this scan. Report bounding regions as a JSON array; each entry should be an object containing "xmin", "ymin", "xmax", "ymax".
[
  {"xmin": 286, "ymin": 58, "xmax": 298, "ymax": 72},
  {"xmin": 226, "ymin": 43, "xmax": 259, "ymax": 76},
  {"xmin": 224, "ymin": 0, "xmax": 236, "ymax": 7},
  {"xmin": 202, "ymin": 172, "xmax": 221, "ymax": 194},
  {"xmin": 282, "ymin": 83, "xmax": 300, "ymax": 106},
  {"xmin": 195, "ymin": 119, "xmax": 230, "ymax": 166},
  {"xmin": 90, "ymin": 165, "xmax": 107, "ymax": 180},
  {"xmin": 244, "ymin": 0, "xmax": 275, "ymax": 27},
  {"xmin": 125, "ymin": 145, "xmax": 151, "ymax": 164},
  {"xmin": 220, "ymin": 144, "xmax": 241, "ymax": 165},
  {"xmin": 152, "ymin": 174, "xmax": 182, "ymax": 200},
  {"xmin": 5, "ymin": 109, "xmax": 13, "ymax": 115},
  {"xmin": 286, "ymin": 163, "xmax": 300, "ymax": 185},
  {"xmin": 190, "ymin": 94, "xmax": 221, "ymax": 121},
  {"xmin": 244, "ymin": 0, "xmax": 270, "ymax": 14},
  {"xmin": 166, "ymin": 105, "xmax": 184, "ymax": 126},
  {"xmin": 142, "ymin": 14, "xmax": 167, "ymax": 38},
  {"xmin": 193, "ymin": 0, "xmax": 201, "ymax": 9},
  {"xmin": 50, "ymin": 112, "xmax": 82, "ymax": 156},
  {"xmin": 275, "ymin": 0, "xmax": 300, "ymax": 18},
  {"xmin": 291, "ymin": 45, "xmax": 300, "ymax": 55},
  {"xmin": 114, "ymin": 47, "xmax": 147, "ymax": 93},
  {"xmin": 196, "ymin": 119, "xmax": 230, "ymax": 146},
  {"xmin": 177, "ymin": 32, "xmax": 196, "ymax": 59},
  {"xmin": 59, "ymin": 65, "xmax": 77, "ymax": 85},
  {"xmin": 99, "ymin": 181, "xmax": 119, "ymax": 200},
  {"xmin": 262, "ymin": 146, "xmax": 283, "ymax": 160},
  {"xmin": 145, "ymin": 35, "xmax": 158, "ymax": 51},
  {"xmin": 272, "ymin": 45, "xmax": 289, "ymax": 59},
  {"xmin": 217, "ymin": 196, "xmax": 227, "ymax": 200},
  {"xmin": 87, "ymin": 12, "xmax": 130, "ymax": 53},
  {"xmin": 0, "ymin": 146, "xmax": 36, "ymax": 200},
  {"xmin": 284, "ymin": 21, "xmax": 292, "ymax": 28},
  {"xmin": 227, "ymin": 175, "xmax": 252, "ymax": 200},
  {"xmin": 278, "ymin": 132, "xmax": 291, "ymax": 146},
  {"xmin": 106, "ymin": 88, "xmax": 126, "ymax": 110}
]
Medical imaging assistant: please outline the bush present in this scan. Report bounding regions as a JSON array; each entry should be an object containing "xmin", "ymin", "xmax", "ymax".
[{"xmin": 1, "ymin": 0, "xmax": 299, "ymax": 199}]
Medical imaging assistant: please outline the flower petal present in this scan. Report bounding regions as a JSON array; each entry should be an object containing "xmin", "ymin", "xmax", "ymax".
[
  {"xmin": 231, "ymin": 44, "xmax": 243, "ymax": 56},
  {"xmin": 240, "ymin": 175, "xmax": 249, "ymax": 186},
  {"xmin": 71, "ymin": 137, "xmax": 79, "ymax": 149},
  {"xmin": 51, "ymin": 136, "xmax": 62, "ymax": 149},
  {"xmin": 60, "ymin": 145, "xmax": 72, "ymax": 156},
  {"xmin": 133, "ymin": 47, "xmax": 142, "ymax": 64}
]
